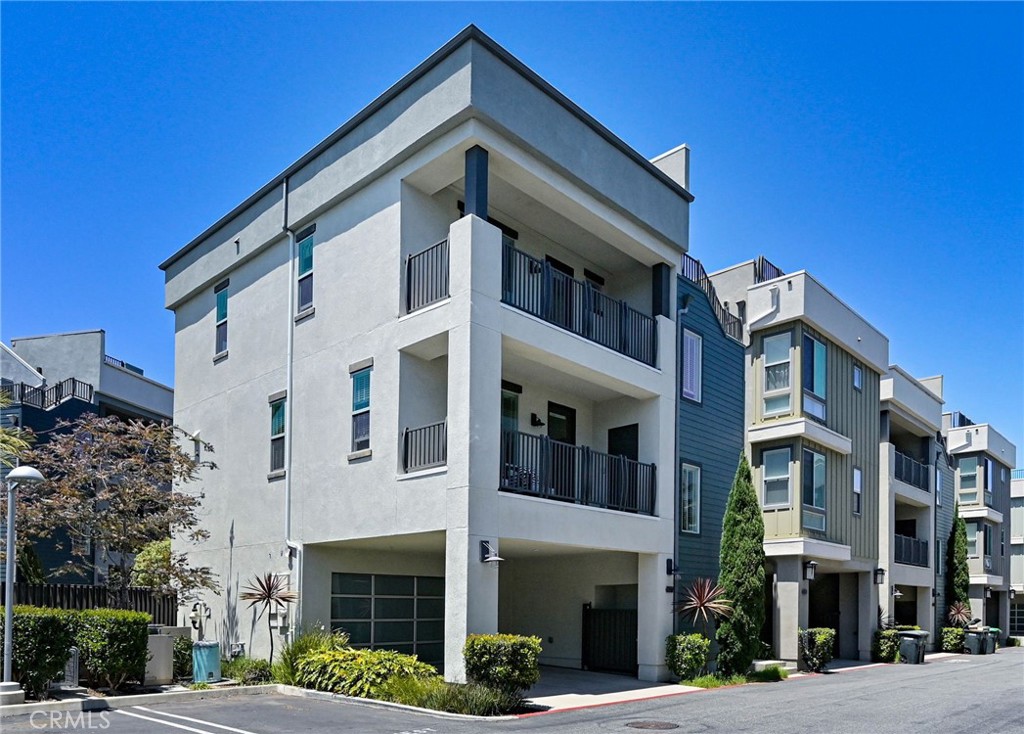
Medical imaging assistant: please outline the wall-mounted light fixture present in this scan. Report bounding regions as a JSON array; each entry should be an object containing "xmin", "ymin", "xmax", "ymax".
[
  {"xmin": 803, "ymin": 560, "xmax": 817, "ymax": 581},
  {"xmin": 530, "ymin": 414, "xmax": 545, "ymax": 427},
  {"xmin": 1011, "ymin": 588, "xmax": 1017, "ymax": 600},
  {"xmin": 874, "ymin": 568, "xmax": 886, "ymax": 585},
  {"xmin": 480, "ymin": 540, "xmax": 504, "ymax": 564},
  {"xmin": 985, "ymin": 586, "xmax": 992, "ymax": 599},
  {"xmin": 892, "ymin": 586, "xmax": 903, "ymax": 599}
]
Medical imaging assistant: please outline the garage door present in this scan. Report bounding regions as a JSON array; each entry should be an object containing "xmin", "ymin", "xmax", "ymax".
[{"xmin": 330, "ymin": 572, "xmax": 444, "ymax": 665}]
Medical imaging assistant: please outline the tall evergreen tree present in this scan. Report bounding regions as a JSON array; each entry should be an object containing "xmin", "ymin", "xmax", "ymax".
[
  {"xmin": 946, "ymin": 506, "xmax": 971, "ymax": 609},
  {"xmin": 716, "ymin": 454, "xmax": 766, "ymax": 675}
]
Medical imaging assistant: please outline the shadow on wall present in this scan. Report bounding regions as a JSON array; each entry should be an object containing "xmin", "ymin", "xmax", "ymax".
[{"xmin": 219, "ymin": 521, "xmax": 240, "ymax": 649}]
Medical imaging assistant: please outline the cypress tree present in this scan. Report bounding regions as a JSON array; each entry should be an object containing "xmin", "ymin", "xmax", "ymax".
[
  {"xmin": 946, "ymin": 506, "xmax": 971, "ymax": 609},
  {"xmin": 716, "ymin": 453, "xmax": 766, "ymax": 675}
]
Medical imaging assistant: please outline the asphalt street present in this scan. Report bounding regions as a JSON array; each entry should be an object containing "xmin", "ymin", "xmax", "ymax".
[{"xmin": 4, "ymin": 649, "xmax": 1022, "ymax": 734}]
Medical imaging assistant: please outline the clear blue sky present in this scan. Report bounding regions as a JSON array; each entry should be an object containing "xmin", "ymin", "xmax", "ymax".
[{"xmin": 2, "ymin": 2, "xmax": 1021, "ymax": 457}]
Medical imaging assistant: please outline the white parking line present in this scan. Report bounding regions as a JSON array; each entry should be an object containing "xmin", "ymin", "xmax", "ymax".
[
  {"xmin": 132, "ymin": 707, "xmax": 260, "ymax": 734},
  {"xmin": 114, "ymin": 709, "xmax": 217, "ymax": 734}
]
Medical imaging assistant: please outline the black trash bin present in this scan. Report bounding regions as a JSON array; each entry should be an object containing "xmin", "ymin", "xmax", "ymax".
[
  {"xmin": 898, "ymin": 630, "xmax": 928, "ymax": 664},
  {"xmin": 964, "ymin": 628, "xmax": 987, "ymax": 655}
]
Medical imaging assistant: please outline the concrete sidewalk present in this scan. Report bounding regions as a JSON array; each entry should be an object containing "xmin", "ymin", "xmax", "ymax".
[{"xmin": 523, "ymin": 667, "xmax": 700, "ymax": 711}]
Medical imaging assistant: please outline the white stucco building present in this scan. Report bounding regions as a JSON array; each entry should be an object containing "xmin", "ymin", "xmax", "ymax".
[{"xmin": 162, "ymin": 27, "xmax": 695, "ymax": 680}]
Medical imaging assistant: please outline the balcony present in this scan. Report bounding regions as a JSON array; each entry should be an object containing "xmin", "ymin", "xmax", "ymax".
[
  {"xmin": 501, "ymin": 245, "xmax": 657, "ymax": 367},
  {"xmin": 405, "ymin": 239, "xmax": 450, "ymax": 313},
  {"xmin": 894, "ymin": 534, "xmax": 929, "ymax": 567},
  {"xmin": 894, "ymin": 450, "xmax": 929, "ymax": 492},
  {"xmin": 402, "ymin": 419, "xmax": 447, "ymax": 473},
  {"xmin": 499, "ymin": 429, "xmax": 656, "ymax": 515},
  {"xmin": 0, "ymin": 378, "xmax": 94, "ymax": 410}
]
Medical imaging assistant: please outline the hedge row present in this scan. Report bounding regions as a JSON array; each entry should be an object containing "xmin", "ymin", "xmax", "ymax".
[{"xmin": 0, "ymin": 605, "xmax": 151, "ymax": 698}]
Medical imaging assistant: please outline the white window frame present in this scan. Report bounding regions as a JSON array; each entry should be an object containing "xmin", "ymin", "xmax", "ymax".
[
  {"xmin": 853, "ymin": 364, "xmax": 863, "ymax": 391},
  {"xmin": 270, "ymin": 397, "xmax": 286, "ymax": 472},
  {"xmin": 960, "ymin": 456, "xmax": 978, "ymax": 503},
  {"xmin": 966, "ymin": 522, "xmax": 978, "ymax": 557},
  {"xmin": 682, "ymin": 329, "xmax": 702, "ymax": 402},
  {"xmin": 214, "ymin": 279, "xmax": 229, "ymax": 355},
  {"xmin": 936, "ymin": 468, "xmax": 943, "ymax": 506},
  {"xmin": 802, "ymin": 447, "xmax": 827, "ymax": 531},
  {"xmin": 351, "ymin": 367, "xmax": 372, "ymax": 452},
  {"xmin": 853, "ymin": 466, "xmax": 862, "ymax": 515},
  {"xmin": 802, "ymin": 333, "xmax": 827, "ymax": 422},
  {"xmin": 762, "ymin": 332, "xmax": 792, "ymax": 416},
  {"xmin": 296, "ymin": 224, "xmax": 316, "ymax": 314},
  {"xmin": 762, "ymin": 447, "xmax": 792, "ymax": 507},
  {"xmin": 680, "ymin": 462, "xmax": 701, "ymax": 534}
]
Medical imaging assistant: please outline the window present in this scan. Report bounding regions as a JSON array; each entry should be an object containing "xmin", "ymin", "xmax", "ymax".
[
  {"xmin": 214, "ymin": 280, "xmax": 229, "ymax": 354},
  {"xmin": 1001, "ymin": 466, "xmax": 1008, "ymax": 483},
  {"xmin": 966, "ymin": 522, "xmax": 978, "ymax": 557},
  {"xmin": 984, "ymin": 525, "xmax": 993, "ymax": 557},
  {"xmin": 1001, "ymin": 528, "xmax": 1005, "ymax": 556},
  {"xmin": 960, "ymin": 457, "xmax": 978, "ymax": 503},
  {"xmin": 682, "ymin": 330, "xmax": 702, "ymax": 402},
  {"xmin": 352, "ymin": 368, "xmax": 371, "ymax": 452},
  {"xmin": 853, "ymin": 365, "xmax": 863, "ymax": 391},
  {"xmin": 270, "ymin": 398, "xmax": 286, "ymax": 472},
  {"xmin": 936, "ymin": 539, "xmax": 943, "ymax": 575},
  {"xmin": 763, "ymin": 448, "xmax": 791, "ymax": 506},
  {"xmin": 802, "ymin": 334, "xmax": 827, "ymax": 421},
  {"xmin": 985, "ymin": 458, "xmax": 994, "ymax": 505},
  {"xmin": 296, "ymin": 225, "xmax": 315, "ymax": 313},
  {"xmin": 680, "ymin": 463, "xmax": 701, "ymax": 533},
  {"xmin": 853, "ymin": 466, "xmax": 862, "ymax": 514},
  {"xmin": 936, "ymin": 468, "xmax": 943, "ymax": 506},
  {"xmin": 763, "ymin": 333, "xmax": 792, "ymax": 415},
  {"xmin": 802, "ymin": 448, "xmax": 826, "ymax": 531}
]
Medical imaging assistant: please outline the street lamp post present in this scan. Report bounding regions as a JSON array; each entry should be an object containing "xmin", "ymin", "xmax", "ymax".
[{"xmin": 1, "ymin": 465, "xmax": 45, "ymax": 706}]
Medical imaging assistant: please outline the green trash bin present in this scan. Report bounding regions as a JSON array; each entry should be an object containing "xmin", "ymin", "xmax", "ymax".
[
  {"xmin": 898, "ymin": 630, "xmax": 928, "ymax": 664},
  {"xmin": 964, "ymin": 629, "xmax": 987, "ymax": 654},
  {"xmin": 192, "ymin": 640, "xmax": 221, "ymax": 682},
  {"xmin": 984, "ymin": 629, "xmax": 997, "ymax": 654}
]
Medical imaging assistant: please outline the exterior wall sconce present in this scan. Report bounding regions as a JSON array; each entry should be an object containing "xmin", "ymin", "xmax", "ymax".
[
  {"xmin": 530, "ymin": 414, "xmax": 545, "ymax": 427},
  {"xmin": 874, "ymin": 568, "xmax": 886, "ymax": 585},
  {"xmin": 665, "ymin": 559, "xmax": 680, "ymax": 593},
  {"xmin": 985, "ymin": 586, "xmax": 992, "ymax": 599},
  {"xmin": 480, "ymin": 540, "xmax": 504, "ymax": 564},
  {"xmin": 1011, "ymin": 588, "xmax": 1017, "ymax": 600},
  {"xmin": 803, "ymin": 560, "xmax": 817, "ymax": 581},
  {"xmin": 892, "ymin": 586, "xmax": 903, "ymax": 599}
]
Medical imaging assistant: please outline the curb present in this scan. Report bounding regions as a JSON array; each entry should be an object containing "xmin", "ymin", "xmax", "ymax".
[
  {"xmin": 274, "ymin": 684, "xmax": 520, "ymax": 721},
  {"xmin": 0, "ymin": 685, "xmax": 275, "ymax": 718}
]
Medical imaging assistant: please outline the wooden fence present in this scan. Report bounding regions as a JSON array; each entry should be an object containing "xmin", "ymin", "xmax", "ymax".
[{"xmin": 0, "ymin": 582, "xmax": 178, "ymax": 626}]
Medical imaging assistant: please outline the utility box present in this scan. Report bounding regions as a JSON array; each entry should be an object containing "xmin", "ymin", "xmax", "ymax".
[
  {"xmin": 192, "ymin": 640, "xmax": 221, "ymax": 683},
  {"xmin": 145, "ymin": 634, "xmax": 174, "ymax": 685},
  {"xmin": 898, "ymin": 630, "xmax": 928, "ymax": 664}
]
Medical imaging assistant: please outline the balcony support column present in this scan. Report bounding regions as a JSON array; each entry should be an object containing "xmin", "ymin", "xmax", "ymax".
[
  {"xmin": 773, "ymin": 556, "xmax": 808, "ymax": 663},
  {"xmin": 464, "ymin": 145, "xmax": 489, "ymax": 221},
  {"xmin": 637, "ymin": 552, "xmax": 673, "ymax": 681}
]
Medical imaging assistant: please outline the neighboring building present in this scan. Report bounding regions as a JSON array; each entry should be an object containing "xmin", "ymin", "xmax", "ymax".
[
  {"xmin": 711, "ymin": 258, "xmax": 889, "ymax": 663},
  {"xmin": 160, "ymin": 27, "xmax": 723, "ymax": 681},
  {"xmin": 673, "ymin": 254, "xmax": 745, "ymax": 624},
  {"xmin": 0, "ymin": 330, "xmax": 173, "ymax": 583},
  {"xmin": 943, "ymin": 411, "xmax": 1016, "ymax": 635},
  {"xmin": 1010, "ymin": 468, "xmax": 1023, "ymax": 639}
]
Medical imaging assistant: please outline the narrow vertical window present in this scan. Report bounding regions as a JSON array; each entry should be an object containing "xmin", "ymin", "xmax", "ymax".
[
  {"xmin": 762, "ymin": 448, "xmax": 791, "ymax": 506},
  {"xmin": 985, "ymin": 459, "xmax": 994, "ymax": 506},
  {"xmin": 270, "ymin": 398, "xmax": 286, "ymax": 472},
  {"xmin": 215, "ymin": 280, "xmax": 229, "ymax": 355},
  {"xmin": 853, "ymin": 364, "xmax": 863, "ymax": 391},
  {"xmin": 352, "ymin": 368, "xmax": 371, "ymax": 452},
  {"xmin": 802, "ymin": 448, "xmax": 826, "ymax": 531},
  {"xmin": 297, "ymin": 225, "xmax": 316, "ymax": 313},
  {"xmin": 680, "ymin": 463, "xmax": 701, "ymax": 533},
  {"xmin": 936, "ymin": 469, "xmax": 943, "ymax": 506},
  {"xmin": 802, "ymin": 333, "xmax": 827, "ymax": 421},
  {"xmin": 853, "ymin": 466, "xmax": 862, "ymax": 515},
  {"xmin": 960, "ymin": 457, "xmax": 978, "ymax": 503},
  {"xmin": 763, "ymin": 333, "xmax": 792, "ymax": 415},
  {"xmin": 966, "ymin": 522, "xmax": 978, "ymax": 556},
  {"xmin": 682, "ymin": 330, "xmax": 702, "ymax": 402}
]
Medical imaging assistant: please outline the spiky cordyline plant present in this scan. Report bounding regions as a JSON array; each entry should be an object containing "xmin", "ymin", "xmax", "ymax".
[
  {"xmin": 240, "ymin": 572, "xmax": 299, "ymax": 662},
  {"xmin": 947, "ymin": 601, "xmax": 973, "ymax": 628},
  {"xmin": 674, "ymin": 577, "xmax": 734, "ymax": 640}
]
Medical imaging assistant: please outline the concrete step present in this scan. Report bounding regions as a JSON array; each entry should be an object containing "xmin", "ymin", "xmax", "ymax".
[{"xmin": 752, "ymin": 659, "xmax": 798, "ymax": 674}]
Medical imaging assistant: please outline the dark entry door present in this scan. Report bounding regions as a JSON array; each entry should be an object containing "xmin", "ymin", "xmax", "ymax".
[
  {"xmin": 546, "ymin": 256, "xmax": 575, "ymax": 331},
  {"xmin": 582, "ymin": 603, "xmax": 638, "ymax": 675},
  {"xmin": 548, "ymin": 402, "xmax": 576, "ymax": 501},
  {"xmin": 808, "ymin": 574, "xmax": 841, "ymax": 658},
  {"xmin": 608, "ymin": 424, "xmax": 639, "ymax": 510}
]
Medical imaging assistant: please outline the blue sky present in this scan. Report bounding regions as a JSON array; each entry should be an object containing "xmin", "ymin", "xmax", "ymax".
[{"xmin": 2, "ymin": 2, "xmax": 1021, "ymax": 456}]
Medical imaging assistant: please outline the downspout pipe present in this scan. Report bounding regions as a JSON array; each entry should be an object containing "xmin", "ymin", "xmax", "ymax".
[{"xmin": 282, "ymin": 179, "xmax": 301, "ymax": 638}]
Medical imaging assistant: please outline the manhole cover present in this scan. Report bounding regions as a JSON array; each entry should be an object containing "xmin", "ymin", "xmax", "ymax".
[{"xmin": 626, "ymin": 723, "xmax": 680, "ymax": 731}]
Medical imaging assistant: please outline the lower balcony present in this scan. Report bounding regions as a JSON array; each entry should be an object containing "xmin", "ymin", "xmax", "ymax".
[
  {"xmin": 402, "ymin": 420, "xmax": 447, "ymax": 473},
  {"xmin": 894, "ymin": 534, "xmax": 929, "ymax": 568},
  {"xmin": 499, "ymin": 429, "xmax": 656, "ymax": 515}
]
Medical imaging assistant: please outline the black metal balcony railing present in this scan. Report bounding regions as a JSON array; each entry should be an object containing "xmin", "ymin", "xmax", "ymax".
[
  {"xmin": 894, "ymin": 534, "xmax": 929, "ymax": 567},
  {"xmin": 754, "ymin": 255, "xmax": 785, "ymax": 284},
  {"xmin": 405, "ymin": 239, "xmax": 450, "ymax": 313},
  {"xmin": 680, "ymin": 253, "xmax": 743, "ymax": 341},
  {"xmin": 104, "ymin": 354, "xmax": 145, "ymax": 375},
  {"xmin": 501, "ymin": 245, "xmax": 657, "ymax": 367},
  {"xmin": 894, "ymin": 449, "xmax": 930, "ymax": 491},
  {"xmin": 1, "ymin": 378, "xmax": 94, "ymax": 410},
  {"xmin": 402, "ymin": 420, "xmax": 447, "ymax": 473},
  {"xmin": 499, "ymin": 429, "xmax": 656, "ymax": 515}
]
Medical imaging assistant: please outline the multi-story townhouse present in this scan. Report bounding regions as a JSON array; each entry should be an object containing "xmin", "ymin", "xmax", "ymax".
[
  {"xmin": 0, "ymin": 331, "xmax": 173, "ymax": 583},
  {"xmin": 943, "ymin": 411, "xmax": 1016, "ymax": 635},
  {"xmin": 159, "ymin": 27, "xmax": 740, "ymax": 681},
  {"xmin": 711, "ymin": 258, "xmax": 888, "ymax": 663},
  {"xmin": 877, "ymin": 367, "xmax": 948, "ymax": 643},
  {"xmin": 1010, "ymin": 469, "xmax": 1023, "ymax": 639}
]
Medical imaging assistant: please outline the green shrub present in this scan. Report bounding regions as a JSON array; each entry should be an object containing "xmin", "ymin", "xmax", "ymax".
[
  {"xmin": 190, "ymin": 681, "xmax": 211, "ymax": 690},
  {"xmin": 222, "ymin": 656, "xmax": 273, "ymax": 685},
  {"xmin": 665, "ymin": 633, "xmax": 710, "ymax": 680},
  {"xmin": 873, "ymin": 625, "xmax": 922, "ymax": 662},
  {"xmin": 0, "ymin": 606, "xmax": 77, "ymax": 700},
  {"xmin": 941, "ymin": 627, "xmax": 966, "ymax": 653},
  {"xmin": 75, "ymin": 609, "xmax": 151, "ymax": 690},
  {"xmin": 172, "ymin": 635, "xmax": 193, "ymax": 681},
  {"xmin": 379, "ymin": 674, "xmax": 519, "ymax": 715},
  {"xmin": 273, "ymin": 626, "xmax": 350, "ymax": 685},
  {"xmin": 463, "ymin": 634, "xmax": 542, "ymax": 697},
  {"xmin": 682, "ymin": 673, "xmax": 748, "ymax": 688},
  {"xmin": 295, "ymin": 648, "xmax": 436, "ymax": 698},
  {"xmin": 797, "ymin": 628, "xmax": 835, "ymax": 673},
  {"xmin": 747, "ymin": 665, "xmax": 788, "ymax": 682}
]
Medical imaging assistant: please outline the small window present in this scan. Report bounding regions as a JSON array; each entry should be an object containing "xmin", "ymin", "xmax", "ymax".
[
  {"xmin": 352, "ymin": 368, "xmax": 371, "ymax": 452},
  {"xmin": 853, "ymin": 365, "xmax": 863, "ymax": 391},
  {"xmin": 215, "ymin": 280, "xmax": 229, "ymax": 354},
  {"xmin": 682, "ymin": 330, "xmax": 702, "ymax": 402},
  {"xmin": 966, "ymin": 522, "xmax": 978, "ymax": 557},
  {"xmin": 802, "ymin": 448, "xmax": 826, "ymax": 531},
  {"xmin": 802, "ymin": 334, "xmax": 827, "ymax": 421},
  {"xmin": 763, "ymin": 333, "xmax": 792, "ymax": 415},
  {"xmin": 984, "ymin": 525, "xmax": 993, "ymax": 557},
  {"xmin": 936, "ymin": 539, "xmax": 943, "ymax": 575},
  {"xmin": 763, "ymin": 448, "xmax": 791, "ymax": 507},
  {"xmin": 1001, "ymin": 466, "xmax": 1008, "ymax": 483},
  {"xmin": 297, "ymin": 225, "xmax": 315, "ymax": 313},
  {"xmin": 270, "ymin": 398, "xmax": 286, "ymax": 472},
  {"xmin": 680, "ymin": 463, "xmax": 701, "ymax": 533},
  {"xmin": 853, "ymin": 467, "xmax": 862, "ymax": 515},
  {"xmin": 960, "ymin": 456, "xmax": 978, "ymax": 502}
]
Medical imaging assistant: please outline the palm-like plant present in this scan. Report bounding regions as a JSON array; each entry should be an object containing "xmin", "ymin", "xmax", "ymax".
[
  {"xmin": 947, "ymin": 600, "xmax": 973, "ymax": 628},
  {"xmin": 674, "ymin": 577, "xmax": 734, "ymax": 640},
  {"xmin": 240, "ymin": 572, "xmax": 298, "ymax": 662}
]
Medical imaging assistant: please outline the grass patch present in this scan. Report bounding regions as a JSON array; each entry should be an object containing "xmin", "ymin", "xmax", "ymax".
[
  {"xmin": 747, "ymin": 666, "xmax": 788, "ymax": 682},
  {"xmin": 680, "ymin": 667, "xmax": 788, "ymax": 688}
]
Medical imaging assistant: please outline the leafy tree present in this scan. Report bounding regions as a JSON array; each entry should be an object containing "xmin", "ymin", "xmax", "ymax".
[
  {"xmin": 946, "ymin": 507, "xmax": 970, "ymax": 609},
  {"xmin": 0, "ymin": 392, "xmax": 32, "ymax": 468},
  {"xmin": 716, "ymin": 453, "xmax": 766, "ymax": 675},
  {"xmin": 14, "ymin": 413, "xmax": 218, "ymax": 607},
  {"xmin": 240, "ymin": 572, "xmax": 298, "ymax": 662},
  {"xmin": 130, "ymin": 537, "xmax": 213, "ymax": 603}
]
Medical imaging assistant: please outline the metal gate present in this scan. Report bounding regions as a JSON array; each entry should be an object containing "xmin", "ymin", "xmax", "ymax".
[{"xmin": 581, "ymin": 603, "xmax": 638, "ymax": 675}]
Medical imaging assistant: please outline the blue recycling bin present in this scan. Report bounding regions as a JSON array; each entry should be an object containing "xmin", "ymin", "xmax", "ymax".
[{"xmin": 192, "ymin": 641, "xmax": 221, "ymax": 683}]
